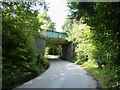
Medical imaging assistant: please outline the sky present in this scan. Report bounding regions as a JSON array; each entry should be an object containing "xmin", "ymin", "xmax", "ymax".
[{"xmin": 46, "ymin": 0, "xmax": 69, "ymax": 32}]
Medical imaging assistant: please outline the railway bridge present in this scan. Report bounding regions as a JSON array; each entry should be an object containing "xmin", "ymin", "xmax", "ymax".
[{"xmin": 35, "ymin": 30, "xmax": 74, "ymax": 60}]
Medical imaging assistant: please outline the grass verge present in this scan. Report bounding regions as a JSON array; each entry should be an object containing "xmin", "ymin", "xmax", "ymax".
[{"xmin": 80, "ymin": 59, "xmax": 120, "ymax": 89}]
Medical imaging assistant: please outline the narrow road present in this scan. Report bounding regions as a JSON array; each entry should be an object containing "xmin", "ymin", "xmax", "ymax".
[{"xmin": 15, "ymin": 55, "xmax": 98, "ymax": 88}]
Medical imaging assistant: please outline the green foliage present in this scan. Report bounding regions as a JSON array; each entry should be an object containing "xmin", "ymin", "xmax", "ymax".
[
  {"xmin": 45, "ymin": 45, "xmax": 61, "ymax": 55},
  {"xmin": 41, "ymin": 58, "xmax": 49, "ymax": 68},
  {"xmin": 82, "ymin": 60, "xmax": 120, "ymax": 89},
  {"xmin": 37, "ymin": 13, "xmax": 56, "ymax": 31},
  {"xmin": 62, "ymin": 18, "xmax": 73, "ymax": 32},
  {"xmin": 37, "ymin": 13, "xmax": 56, "ymax": 38},
  {"xmin": 2, "ymin": 2, "xmax": 50, "ymax": 89},
  {"xmin": 45, "ymin": 47, "xmax": 50, "ymax": 55},
  {"xmin": 66, "ymin": 22, "xmax": 94, "ymax": 64},
  {"xmin": 37, "ymin": 54, "xmax": 49, "ymax": 68},
  {"xmin": 65, "ymin": 2, "xmax": 120, "ymax": 88}
]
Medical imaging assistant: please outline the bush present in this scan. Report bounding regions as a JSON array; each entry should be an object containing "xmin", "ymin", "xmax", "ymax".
[
  {"xmin": 41, "ymin": 58, "xmax": 50, "ymax": 68},
  {"xmin": 2, "ymin": 2, "xmax": 50, "ymax": 89}
]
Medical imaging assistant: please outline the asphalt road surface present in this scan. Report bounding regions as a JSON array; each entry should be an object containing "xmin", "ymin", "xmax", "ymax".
[{"xmin": 15, "ymin": 55, "xmax": 99, "ymax": 88}]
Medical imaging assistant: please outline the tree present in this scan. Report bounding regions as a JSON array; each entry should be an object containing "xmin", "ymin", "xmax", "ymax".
[
  {"xmin": 2, "ymin": 1, "xmax": 49, "ymax": 89},
  {"xmin": 37, "ymin": 13, "xmax": 56, "ymax": 31},
  {"xmin": 67, "ymin": 2, "xmax": 120, "ymax": 66},
  {"xmin": 62, "ymin": 18, "xmax": 73, "ymax": 32},
  {"xmin": 64, "ymin": 2, "xmax": 120, "ymax": 88}
]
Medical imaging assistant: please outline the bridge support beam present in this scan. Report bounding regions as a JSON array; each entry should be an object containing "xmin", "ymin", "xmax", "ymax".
[
  {"xmin": 61, "ymin": 43, "xmax": 73, "ymax": 60},
  {"xmin": 35, "ymin": 37, "xmax": 45, "ymax": 56}
]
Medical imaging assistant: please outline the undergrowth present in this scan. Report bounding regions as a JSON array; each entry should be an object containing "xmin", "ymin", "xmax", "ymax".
[{"xmin": 79, "ymin": 59, "xmax": 120, "ymax": 89}]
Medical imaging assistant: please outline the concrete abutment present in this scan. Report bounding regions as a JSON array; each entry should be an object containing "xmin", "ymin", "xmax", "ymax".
[
  {"xmin": 35, "ymin": 37, "xmax": 45, "ymax": 56},
  {"xmin": 61, "ymin": 43, "xmax": 74, "ymax": 60}
]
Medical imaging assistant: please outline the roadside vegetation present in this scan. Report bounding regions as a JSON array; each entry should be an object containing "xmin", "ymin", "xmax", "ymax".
[
  {"xmin": 45, "ymin": 45, "xmax": 61, "ymax": 57},
  {"xmin": 2, "ymin": 1, "xmax": 53, "ymax": 89},
  {"xmin": 2, "ymin": 1, "xmax": 120, "ymax": 89},
  {"xmin": 63, "ymin": 2, "xmax": 120, "ymax": 89}
]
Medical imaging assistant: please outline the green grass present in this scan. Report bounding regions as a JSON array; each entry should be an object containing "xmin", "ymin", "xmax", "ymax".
[
  {"xmin": 81, "ymin": 60, "xmax": 106, "ymax": 88},
  {"xmin": 80, "ymin": 59, "xmax": 120, "ymax": 89}
]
